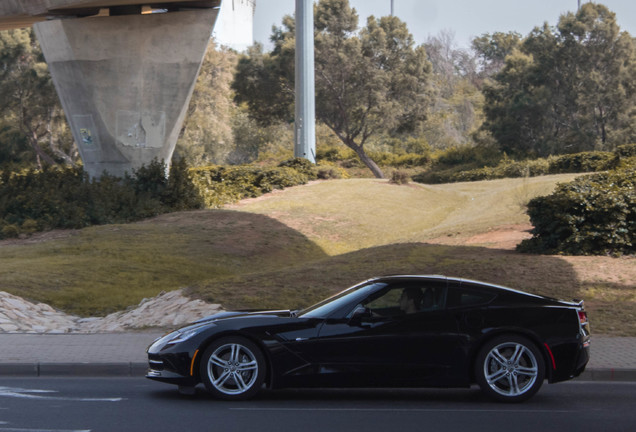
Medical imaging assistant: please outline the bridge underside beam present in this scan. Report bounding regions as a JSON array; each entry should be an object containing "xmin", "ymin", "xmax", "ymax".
[
  {"xmin": 0, "ymin": 1, "xmax": 219, "ymax": 31},
  {"xmin": 34, "ymin": 8, "xmax": 217, "ymax": 178}
]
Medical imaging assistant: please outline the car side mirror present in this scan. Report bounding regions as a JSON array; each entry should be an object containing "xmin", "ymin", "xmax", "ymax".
[{"xmin": 349, "ymin": 306, "xmax": 372, "ymax": 325}]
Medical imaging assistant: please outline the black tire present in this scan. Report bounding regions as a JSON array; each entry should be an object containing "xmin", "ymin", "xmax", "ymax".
[
  {"xmin": 199, "ymin": 336, "xmax": 266, "ymax": 401},
  {"xmin": 475, "ymin": 334, "xmax": 545, "ymax": 403}
]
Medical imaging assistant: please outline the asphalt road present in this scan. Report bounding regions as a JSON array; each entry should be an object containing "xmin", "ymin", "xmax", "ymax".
[{"xmin": 0, "ymin": 378, "xmax": 634, "ymax": 432}]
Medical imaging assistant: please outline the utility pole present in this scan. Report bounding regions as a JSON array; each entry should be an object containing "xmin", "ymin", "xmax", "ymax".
[{"xmin": 294, "ymin": 0, "xmax": 316, "ymax": 163}]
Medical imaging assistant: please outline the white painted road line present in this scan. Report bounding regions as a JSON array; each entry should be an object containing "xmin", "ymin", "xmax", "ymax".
[
  {"xmin": 0, "ymin": 429, "xmax": 90, "ymax": 432},
  {"xmin": 230, "ymin": 407, "xmax": 576, "ymax": 413},
  {"xmin": 0, "ymin": 387, "xmax": 122, "ymax": 402}
]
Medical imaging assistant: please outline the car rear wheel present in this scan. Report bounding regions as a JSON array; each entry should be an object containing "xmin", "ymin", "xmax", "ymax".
[
  {"xmin": 200, "ymin": 336, "xmax": 265, "ymax": 401},
  {"xmin": 475, "ymin": 335, "xmax": 545, "ymax": 402}
]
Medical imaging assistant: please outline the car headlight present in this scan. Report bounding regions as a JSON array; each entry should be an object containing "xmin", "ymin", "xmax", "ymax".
[
  {"xmin": 166, "ymin": 327, "xmax": 201, "ymax": 344},
  {"xmin": 149, "ymin": 323, "xmax": 213, "ymax": 352}
]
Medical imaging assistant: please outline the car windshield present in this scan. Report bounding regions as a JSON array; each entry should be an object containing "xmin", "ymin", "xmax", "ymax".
[{"xmin": 298, "ymin": 281, "xmax": 387, "ymax": 318}]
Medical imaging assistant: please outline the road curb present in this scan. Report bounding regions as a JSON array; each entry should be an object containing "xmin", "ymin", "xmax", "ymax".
[
  {"xmin": 577, "ymin": 368, "xmax": 636, "ymax": 382},
  {"xmin": 0, "ymin": 362, "xmax": 147, "ymax": 377}
]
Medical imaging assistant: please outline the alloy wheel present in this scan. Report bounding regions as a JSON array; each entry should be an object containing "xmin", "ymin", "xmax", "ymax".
[
  {"xmin": 483, "ymin": 341, "xmax": 539, "ymax": 397},
  {"xmin": 206, "ymin": 342, "xmax": 260, "ymax": 396}
]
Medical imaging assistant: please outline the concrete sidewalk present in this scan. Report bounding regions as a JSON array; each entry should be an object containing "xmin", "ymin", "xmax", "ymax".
[
  {"xmin": 0, "ymin": 332, "xmax": 161, "ymax": 377},
  {"xmin": 0, "ymin": 333, "xmax": 634, "ymax": 381}
]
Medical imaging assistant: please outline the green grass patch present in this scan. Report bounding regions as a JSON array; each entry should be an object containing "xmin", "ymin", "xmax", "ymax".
[
  {"xmin": 0, "ymin": 210, "xmax": 326, "ymax": 316},
  {"xmin": 230, "ymin": 175, "xmax": 580, "ymax": 255}
]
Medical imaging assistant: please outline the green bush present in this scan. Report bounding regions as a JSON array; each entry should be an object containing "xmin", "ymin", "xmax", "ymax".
[
  {"xmin": 615, "ymin": 144, "xmax": 636, "ymax": 158},
  {"xmin": 0, "ymin": 156, "xmax": 316, "ymax": 239},
  {"xmin": 316, "ymin": 146, "xmax": 356, "ymax": 163},
  {"xmin": 370, "ymin": 152, "xmax": 431, "ymax": 168},
  {"xmin": 414, "ymin": 150, "xmax": 621, "ymax": 185},
  {"xmin": 412, "ymin": 158, "xmax": 535, "ymax": 184},
  {"xmin": 1, "ymin": 223, "xmax": 19, "ymax": 238},
  {"xmin": 547, "ymin": 151, "xmax": 618, "ymax": 174},
  {"xmin": 316, "ymin": 166, "xmax": 343, "ymax": 180},
  {"xmin": 518, "ymin": 167, "xmax": 636, "ymax": 255},
  {"xmin": 164, "ymin": 158, "xmax": 206, "ymax": 211},
  {"xmin": 277, "ymin": 157, "xmax": 318, "ymax": 180},
  {"xmin": 389, "ymin": 170, "xmax": 410, "ymax": 185},
  {"xmin": 315, "ymin": 145, "xmax": 430, "ymax": 169},
  {"xmin": 189, "ymin": 164, "xmax": 311, "ymax": 208},
  {"xmin": 434, "ymin": 145, "xmax": 502, "ymax": 168},
  {"xmin": 0, "ymin": 160, "xmax": 204, "ymax": 239}
]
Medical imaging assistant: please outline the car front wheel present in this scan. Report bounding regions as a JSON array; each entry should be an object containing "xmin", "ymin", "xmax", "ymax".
[
  {"xmin": 475, "ymin": 335, "xmax": 545, "ymax": 402},
  {"xmin": 200, "ymin": 336, "xmax": 266, "ymax": 401}
]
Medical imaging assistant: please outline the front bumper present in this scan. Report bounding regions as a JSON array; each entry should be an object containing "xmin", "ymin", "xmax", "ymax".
[
  {"xmin": 146, "ymin": 366, "xmax": 197, "ymax": 386},
  {"xmin": 146, "ymin": 334, "xmax": 201, "ymax": 386}
]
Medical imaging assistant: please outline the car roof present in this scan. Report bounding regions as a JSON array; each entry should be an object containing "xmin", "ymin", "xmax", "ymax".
[{"xmin": 370, "ymin": 274, "xmax": 568, "ymax": 304}]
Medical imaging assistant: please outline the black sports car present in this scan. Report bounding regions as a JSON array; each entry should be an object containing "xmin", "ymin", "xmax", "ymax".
[{"xmin": 147, "ymin": 275, "xmax": 590, "ymax": 402}]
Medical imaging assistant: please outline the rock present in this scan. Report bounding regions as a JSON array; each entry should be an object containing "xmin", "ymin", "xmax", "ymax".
[
  {"xmin": 0, "ymin": 289, "xmax": 225, "ymax": 334},
  {"xmin": 0, "ymin": 323, "xmax": 20, "ymax": 332}
]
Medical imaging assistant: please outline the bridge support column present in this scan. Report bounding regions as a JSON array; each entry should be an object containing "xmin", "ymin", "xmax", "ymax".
[{"xmin": 33, "ymin": 9, "xmax": 217, "ymax": 178}]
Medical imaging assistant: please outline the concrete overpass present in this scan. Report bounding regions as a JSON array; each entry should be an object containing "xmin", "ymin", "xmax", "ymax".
[
  {"xmin": 0, "ymin": 1, "xmax": 219, "ymax": 29},
  {"xmin": 0, "ymin": 1, "xmax": 221, "ymax": 177}
]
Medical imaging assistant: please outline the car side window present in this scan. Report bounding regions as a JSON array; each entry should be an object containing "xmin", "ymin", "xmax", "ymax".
[
  {"xmin": 358, "ymin": 282, "xmax": 447, "ymax": 317},
  {"xmin": 362, "ymin": 287, "xmax": 403, "ymax": 316},
  {"xmin": 446, "ymin": 283, "xmax": 496, "ymax": 308}
]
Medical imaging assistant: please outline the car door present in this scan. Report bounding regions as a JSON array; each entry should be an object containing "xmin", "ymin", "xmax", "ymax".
[{"xmin": 308, "ymin": 281, "xmax": 463, "ymax": 387}]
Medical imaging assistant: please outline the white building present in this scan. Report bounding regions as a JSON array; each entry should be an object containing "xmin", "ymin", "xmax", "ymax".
[{"xmin": 213, "ymin": 0, "xmax": 256, "ymax": 51}]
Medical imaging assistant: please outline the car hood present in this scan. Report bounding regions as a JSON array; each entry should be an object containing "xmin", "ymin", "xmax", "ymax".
[{"xmin": 194, "ymin": 309, "xmax": 294, "ymax": 324}]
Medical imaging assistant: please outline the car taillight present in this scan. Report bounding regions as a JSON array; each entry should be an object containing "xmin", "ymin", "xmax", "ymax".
[
  {"xmin": 577, "ymin": 305, "xmax": 591, "ymax": 341},
  {"xmin": 578, "ymin": 310, "xmax": 588, "ymax": 326}
]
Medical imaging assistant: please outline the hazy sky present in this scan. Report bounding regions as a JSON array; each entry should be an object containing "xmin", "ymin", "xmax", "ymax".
[{"xmin": 253, "ymin": 0, "xmax": 636, "ymax": 49}]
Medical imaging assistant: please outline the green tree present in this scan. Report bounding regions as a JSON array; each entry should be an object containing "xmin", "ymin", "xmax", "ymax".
[
  {"xmin": 233, "ymin": 0, "xmax": 432, "ymax": 178},
  {"xmin": 423, "ymin": 31, "xmax": 484, "ymax": 149},
  {"xmin": 175, "ymin": 41, "xmax": 238, "ymax": 166},
  {"xmin": 482, "ymin": 4, "xmax": 636, "ymax": 157},
  {"xmin": 557, "ymin": 4, "xmax": 636, "ymax": 147},
  {"xmin": 471, "ymin": 31, "xmax": 522, "ymax": 79},
  {"xmin": 0, "ymin": 29, "xmax": 75, "ymax": 169}
]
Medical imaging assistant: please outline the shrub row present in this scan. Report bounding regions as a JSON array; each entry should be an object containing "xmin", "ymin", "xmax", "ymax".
[
  {"xmin": 615, "ymin": 143, "xmax": 636, "ymax": 158},
  {"xmin": 0, "ymin": 158, "xmax": 315, "ymax": 239},
  {"xmin": 433, "ymin": 145, "xmax": 502, "ymax": 168},
  {"xmin": 518, "ymin": 166, "xmax": 635, "ymax": 255},
  {"xmin": 413, "ymin": 151, "xmax": 622, "ymax": 184},
  {"xmin": 312, "ymin": 143, "xmax": 636, "ymax": 177},
  {"xmin": 0, "ymin": 159, "xmax": 203, "ymax": 239},
  {"xmin": 315, "ymin": 145, "xmax": 431, "ymax": 168},
  {"xmin": 0, "ymin": 161, "xmax": 202, "ymax": 238},
  {"xmin": 186, "ymin": 159, "xmax": 315, "ymax": 208}
]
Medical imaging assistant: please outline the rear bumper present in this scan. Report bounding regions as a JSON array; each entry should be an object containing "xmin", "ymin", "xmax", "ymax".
[
  {"xmin": 572, "ymin": 342, "xmax": 590, "ymax": 378},
  {"xmin": 550, "ymin": 337, "xmax": 590, "ymax": 383}
]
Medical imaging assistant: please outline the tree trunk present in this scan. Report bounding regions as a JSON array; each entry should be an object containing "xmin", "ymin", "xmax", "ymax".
[
  {"xmin": 598, "ymin": 105, "xmax": 607, "ymax": 148},
  {"xmin": 329, "ymin": 128, "xmax": 386, "ymax": 178},
  {"xmin": 352, "ymin": 144, "xmax": 385, "ymax": 179},
  {"xmin": 27, "ymin": 129, "xmax": 57, "ymax": 167}
]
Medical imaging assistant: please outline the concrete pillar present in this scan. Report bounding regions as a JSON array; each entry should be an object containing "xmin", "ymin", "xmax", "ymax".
[{"xmin": 33, "ymin": 9, "xmax": 218, "ymax": 178}]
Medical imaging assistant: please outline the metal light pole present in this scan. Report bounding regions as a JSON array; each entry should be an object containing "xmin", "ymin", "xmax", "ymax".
[
  {"xmin": 391, "ymin": 0, "xmax": 394, "ymax": 16},
  {"xmin": 294, "ymin": 0, "xmax": 316, "ymax": 163}
]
